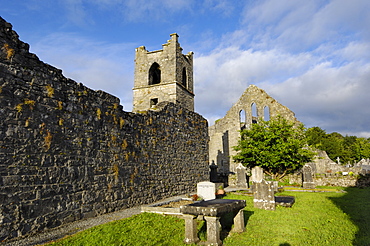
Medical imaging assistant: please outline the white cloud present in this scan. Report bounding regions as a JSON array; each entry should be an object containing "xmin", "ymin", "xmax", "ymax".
[
  {"xmin": 242, "ymin": 0, "xmax": 370, "ymax": 52},
  {"xmin": 259, "ymin": 60, "xmax": 370, "ymax": 137},
  {"xmin": 195, "ymin": 37, "xmax": 370, "ymax": 137},
  {"xmin": 194, "ymin": 46, "xmax": 314, "ymax": 118}
]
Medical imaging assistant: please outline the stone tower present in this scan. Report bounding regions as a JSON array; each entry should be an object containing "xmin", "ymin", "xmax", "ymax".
[{"xmin": 133, "ymin": 33, "xmax": 194, "ymax": 112}]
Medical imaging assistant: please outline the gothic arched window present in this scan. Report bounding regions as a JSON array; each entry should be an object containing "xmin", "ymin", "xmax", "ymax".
[
  {"xmin": 251, "ymin": 103, "xmax": 258, "ymax": 124},
  {"xmin": 149, "ymin": 63, "xmax": 161, "ymax": 85},
  {"xmin": 264, "ymin": 106, "xmax": 270, "ymax": 121},
  {"xmin": 239, "ymin": 109, "xmax": 246, "ymax": 130}
]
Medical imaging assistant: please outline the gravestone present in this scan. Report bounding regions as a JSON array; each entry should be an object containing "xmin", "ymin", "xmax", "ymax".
[
  {"xmin": 253, "ymin": 179, "xmax": 275, "ymax": 210},
  {"xmin": 197, "ymin": 181, "xmax": 216, "ymax": 200},
  {"xmin": 236, "ymin": 163, "xmax": 248, "ymax": 188},
  {"xmin": 270, "ymin": 181, "xmax": 279, "ymax": 193},
  {"xmin": 251, "ymin": 166, "xmax": 264, "ymax": 182},
  {"xmin": 209, "ymin": 160, "xmax": 219, "ymax": 183},
  {"xmin": 302, "ymin": 165, "xmax": 315, "ymax": 189},
  {"xmin": 251, "ymin": 166, "xmax": 275, "ymax": 210}
]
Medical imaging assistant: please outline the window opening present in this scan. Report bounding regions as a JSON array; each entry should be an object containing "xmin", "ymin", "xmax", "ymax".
[
  {"xmin": 251, "ymin": 103, "xmax": 258, "ymax": 124},
  {"xmin": 149, "ymin": 63, "xmax": 161, "ymax": 85},
  {"xmin": 264, "ymin": 106, "xmax": 270, "ymax": 121},
  {"xmin": 239, "ymin": 109, "xmax": 246, "ymax": 130},
  {"xmin": 150, "ymin": 98, "xmax": 158, "ymax": 107},
  {"xmin": 182, "ymin": 67, "xmax": 187, "ymax": 87}
]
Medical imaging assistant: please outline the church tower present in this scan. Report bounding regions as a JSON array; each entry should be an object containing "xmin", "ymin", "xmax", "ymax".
[{"xmin": 133, "ymin": 33, "xmax": 194, "ymax": 112}]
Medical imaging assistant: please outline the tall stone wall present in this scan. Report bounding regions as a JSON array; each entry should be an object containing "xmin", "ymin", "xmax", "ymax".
[{"xmin": 0, "ymin": 17, "xmax": 209, "ymax": 241}]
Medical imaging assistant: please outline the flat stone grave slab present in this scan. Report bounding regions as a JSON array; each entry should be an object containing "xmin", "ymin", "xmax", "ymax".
[
  {"xmin": 275, "ymin": 196, "xmax": 295, "ymax": 207},
  {"xmin": 180, "ymin": 199, "xmax": 246, "ymax": 216},
  {"xmin": 141, "ymin": 198, "xmax": 193, "ymax": 215}
]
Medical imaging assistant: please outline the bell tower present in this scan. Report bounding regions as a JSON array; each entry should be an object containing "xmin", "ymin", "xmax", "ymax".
[{"xmin": 133, "ymin": 33, "xmax": 194, "ymax": 112}]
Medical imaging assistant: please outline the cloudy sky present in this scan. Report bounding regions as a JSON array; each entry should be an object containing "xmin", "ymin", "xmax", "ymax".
[{"xmin": 2, "ymin": 0, "xmax": 370, "ymax": 137}]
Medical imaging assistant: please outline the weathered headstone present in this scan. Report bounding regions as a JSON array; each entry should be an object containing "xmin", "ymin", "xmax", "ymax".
[
  {"xmin": 270, "ymin": 181, "xmax": 279, "ymax": 193},
  {"xmin": 302, "ymin": 165, "xmax": 315, "ymax": 189},
  {"xmin": 209, "ymin": 160, "xmax": 219, "ymax": 183},
  {"xmin": 251, "ymin": 166, "xmax": 264, "ymax": 182},
  {"xmin": 236, "ymin": 163, "xmax": 248, "ymax": 188},
  {"xmin": 197, "ymin": 181, "xmax": 216, "ymax": 201},
  {"xmin": 251, "ymin": 166, "xmax": 275, "ymax": 210},
  {"xmin": 253, "ymin": 179, "xmax": 275, "ymax": 210}
]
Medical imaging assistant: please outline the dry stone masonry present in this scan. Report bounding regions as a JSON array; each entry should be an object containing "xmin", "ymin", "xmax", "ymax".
[{"xmin": 0, "ymin": 17, "xmax": 209, "ymax": 241}]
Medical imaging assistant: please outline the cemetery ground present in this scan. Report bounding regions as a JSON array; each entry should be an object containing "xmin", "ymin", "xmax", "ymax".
[{"xmin": 45, "ymin": 187, "xmax": 370, "ymax": 246}]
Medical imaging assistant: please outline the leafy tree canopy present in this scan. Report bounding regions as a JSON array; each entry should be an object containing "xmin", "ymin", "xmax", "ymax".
[
  {"xmin": 233, "ymin": 116, "xmax": 315, "ymax": 180},
  {"xmin": 305, "ymin": 127, "xmax": 370, "ymax": 164}
]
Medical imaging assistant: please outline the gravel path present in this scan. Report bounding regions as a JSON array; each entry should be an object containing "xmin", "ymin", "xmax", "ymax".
[
  {"xmin": 2, "ymin": 206, "xmax": 141, "ymax": 246},
  {"xmin": 2, "ymin": 195, "xmax": 189, "ymax": 246}
]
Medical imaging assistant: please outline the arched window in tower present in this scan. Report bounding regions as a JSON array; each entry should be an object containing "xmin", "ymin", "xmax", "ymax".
[
  {"xmin": 264, "ymin": 106, "xmax": 270, "ymax": 121},
  {"xmin": 148, "ymin": 62, "xmax": 161, "ymax": 85},
  {"xmin": 239, "ymin": 109, "xmax": 246, "ymax": 130},
  {"xmin": 251, "ymin": 103, "xmax": 258, "ymax": 124},
  {"xmin": 182, "ymin": 67, "xmax": 187, "ymax": 87}
]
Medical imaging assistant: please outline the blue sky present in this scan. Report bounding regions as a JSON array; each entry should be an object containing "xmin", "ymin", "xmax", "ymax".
[{"xmin": 2, "ymin": 0, "xmax": 370, "ymax": 137}]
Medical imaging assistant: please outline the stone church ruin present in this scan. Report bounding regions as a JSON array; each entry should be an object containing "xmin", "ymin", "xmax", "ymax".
[
  {"xmin": 208, "ymin": 85, "xmax": 297, "ymax": 186},
  {"xmin": 0, "ymin": 17, "xmax": 208, "ymax": 241},
  {"xmin": 1, "ymin": 16, "xmax": 368, "ymax": 243}
]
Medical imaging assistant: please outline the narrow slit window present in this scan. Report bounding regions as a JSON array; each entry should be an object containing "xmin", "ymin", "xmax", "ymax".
[{"xmin": 182, "ymin": 67, "xmax": 187, "ymax": 87}]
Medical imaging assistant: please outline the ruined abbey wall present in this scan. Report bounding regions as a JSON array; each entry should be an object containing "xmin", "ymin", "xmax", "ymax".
[
  {"xmin": 209, "ymin": 85, "xmax": 297, "ymax": 185},
  {"xmin": 0, "ymin": 17, "xmax": 209, "ymax": 241}
]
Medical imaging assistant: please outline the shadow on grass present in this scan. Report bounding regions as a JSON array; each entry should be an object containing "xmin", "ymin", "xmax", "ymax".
[
  {"xmin": 328, "ymin": 186, "xmax": 370, "ymax": 246},
  {"xmin": 197, "ymin": 210, "xmax": 254, "ymax": 242}
]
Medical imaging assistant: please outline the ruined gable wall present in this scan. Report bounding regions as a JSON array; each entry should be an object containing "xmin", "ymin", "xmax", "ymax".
[
  {"xmin": 209, "ymin": 85, "xmax": 297, "ymax": 184},
  {"xmin": 0, "ymin": 18, "xmax": 209, "ymax": 241}
]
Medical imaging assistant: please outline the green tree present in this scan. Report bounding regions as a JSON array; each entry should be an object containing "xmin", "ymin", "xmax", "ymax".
[
  {"xmin": 232, "ymin": 116, "xmax": 315, "ymax": 180},
  {"xmin": 321, "ymin": 132, "xmax": 344, "ymax": 162},
  {"xmin": 354, "ymin": 137, "xmax": 370, "ymax": 160},
  {"xmin": 306, "ymin": 126, "xmax": 326, "ymax": 148}
]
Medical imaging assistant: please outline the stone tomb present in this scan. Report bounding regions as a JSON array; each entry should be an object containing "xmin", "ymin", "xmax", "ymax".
[{"xmin": 180, "ymin": 199, "xmax": 246, "ymax": 245}]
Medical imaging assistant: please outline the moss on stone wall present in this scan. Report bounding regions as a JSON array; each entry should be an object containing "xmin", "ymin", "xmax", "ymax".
[{"xmin": 0, "ymin": 17, "xmax": 209, "ymax": 241}]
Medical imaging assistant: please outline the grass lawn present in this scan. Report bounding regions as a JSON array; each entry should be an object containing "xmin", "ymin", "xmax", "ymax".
[{"xmin": 47, "ymin": 187, "xmax": 370, "ymax": 246}]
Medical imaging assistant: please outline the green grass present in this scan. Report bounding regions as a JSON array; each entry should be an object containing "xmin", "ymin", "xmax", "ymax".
[
  {"xmin": 47, "ymin": 213, "xmax": 186, "ymax": 246},
  {"xmin": 47, "ymin": 187, "xmax": 370, "ymax": 246}
]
